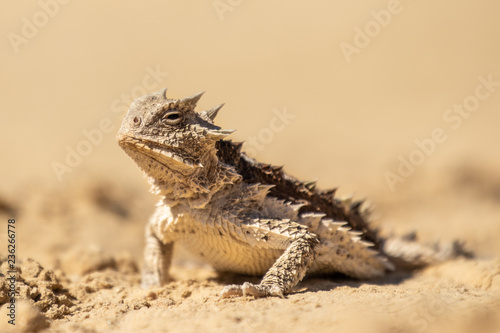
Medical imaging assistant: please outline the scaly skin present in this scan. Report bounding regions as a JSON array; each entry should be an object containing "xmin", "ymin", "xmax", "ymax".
[{"xmin": 117, "ymin": 89, "xmax": 471, "ymax": 298}]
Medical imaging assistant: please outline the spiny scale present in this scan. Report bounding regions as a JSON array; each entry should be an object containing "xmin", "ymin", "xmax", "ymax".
[{"xmin": 215, "ymin": 140, "xmax": 382, "ymax": 250}]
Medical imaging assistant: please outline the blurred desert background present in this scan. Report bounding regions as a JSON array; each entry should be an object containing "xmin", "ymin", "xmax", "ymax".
[{"xmin": 1, "ymin": 1, "xmax": 500, "ymax": 332}]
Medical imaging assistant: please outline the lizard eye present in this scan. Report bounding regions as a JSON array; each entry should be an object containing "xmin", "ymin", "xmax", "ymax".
[
  {"xmin": 162, "ymin": 111, "xmax": 183, "ymax": 125},
  {"xmin": 131, "ymin": 116, "xmax": 142, "ymax": 126}
]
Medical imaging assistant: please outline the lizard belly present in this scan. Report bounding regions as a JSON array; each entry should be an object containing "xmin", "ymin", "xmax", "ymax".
[{"xmin": 176, "ymin": 230, "xmax": 283, "ymax": 276}]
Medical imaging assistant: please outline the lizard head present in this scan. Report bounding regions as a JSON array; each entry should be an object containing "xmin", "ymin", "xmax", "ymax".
[{"xmin": 117, "ymin": 88, "xmax": 234, "ymax": 178}]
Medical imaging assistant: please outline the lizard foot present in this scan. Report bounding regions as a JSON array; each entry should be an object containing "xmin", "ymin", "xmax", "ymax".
[{"xmin": 220, "ymin": 282, "xmax": 284, "ymax": 298}]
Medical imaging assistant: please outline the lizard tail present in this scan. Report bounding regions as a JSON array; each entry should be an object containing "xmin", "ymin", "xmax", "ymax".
[{"xmin": 381, "ymin": 232, "xmax": 474, "ymax": 271}]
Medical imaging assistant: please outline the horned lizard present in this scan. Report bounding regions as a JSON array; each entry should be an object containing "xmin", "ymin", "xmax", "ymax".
[{"xmin": 116, "ymin": 89, "xmax": 471, "ymax": 298}]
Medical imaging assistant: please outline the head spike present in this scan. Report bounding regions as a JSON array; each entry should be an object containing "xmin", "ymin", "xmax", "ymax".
[
  {"xmin": 153, "ymin": 88, "xmax": 168, "ymax": 99},
  {"xmin": 205, "ymin": 128, "xmax": 236, "ymax": 140},
  {"xmin": 206, "ymin": 103, "xmax": 225, "ymax": 120},
  {"xmin": 181, "ymin": 91, "xmax": 205, "ymax": 107}
]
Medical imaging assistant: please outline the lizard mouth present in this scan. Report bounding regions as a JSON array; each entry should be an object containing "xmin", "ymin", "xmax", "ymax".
[{"xmin": 117, "ymin": 135, "xmax": 201, "ymax": 168}]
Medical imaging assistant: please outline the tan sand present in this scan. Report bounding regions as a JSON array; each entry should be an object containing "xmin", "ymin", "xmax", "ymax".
[{"xmin": 1, "ymin": 1, "xmax": 499, "ymax": 332}]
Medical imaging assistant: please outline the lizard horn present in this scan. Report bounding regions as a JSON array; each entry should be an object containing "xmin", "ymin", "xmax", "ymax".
[
  {"xmin": 206, "ymin": 103, "xmax": 225, "ymax": 120},
  {"xmin": 154, "ymin": 88, "xmax": 167, "ymax": 99},
  {"xmin": 206, "ymin": 128, "xmax": 236, "ymax": 140},
  {"xmin": 181, "ymin": 91, "xmax": 205, "ymax": 107}
]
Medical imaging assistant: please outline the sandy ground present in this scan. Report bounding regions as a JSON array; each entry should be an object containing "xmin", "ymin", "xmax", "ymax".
[
  {"xmin": 1, "ymin": 161, "xmax": 500, "ymax": 333},
  {"xmin": 1, "ymin": 1, "xmax": 500, "ymax": 332}
]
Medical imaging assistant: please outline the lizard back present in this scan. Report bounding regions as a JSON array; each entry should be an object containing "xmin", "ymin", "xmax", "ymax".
[{"xmin": 215, "ymin": 140, "xmax": 382, "ymax": 250}]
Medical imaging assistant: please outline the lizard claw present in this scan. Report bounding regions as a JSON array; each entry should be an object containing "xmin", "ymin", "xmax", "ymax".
[
  {"xmin": 220, "ymin": 282, "xmax": 284, "ymax": 298},
  {"xmin": 242, "ymin": 282, "xmax": 284, "ymax": 298},
  {"xmin": 220, "ymin": 284, "xmax": 244, "ymax": 298}
]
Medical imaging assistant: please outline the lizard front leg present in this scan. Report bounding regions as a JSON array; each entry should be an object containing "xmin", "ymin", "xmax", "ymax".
[
  {"xmin": 221, "ymin": 231, "xmax": 319, "ymax": 298},
  {"xmin": 141, "ymin": 224, "xmax": 174, "ymax": 288}
]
